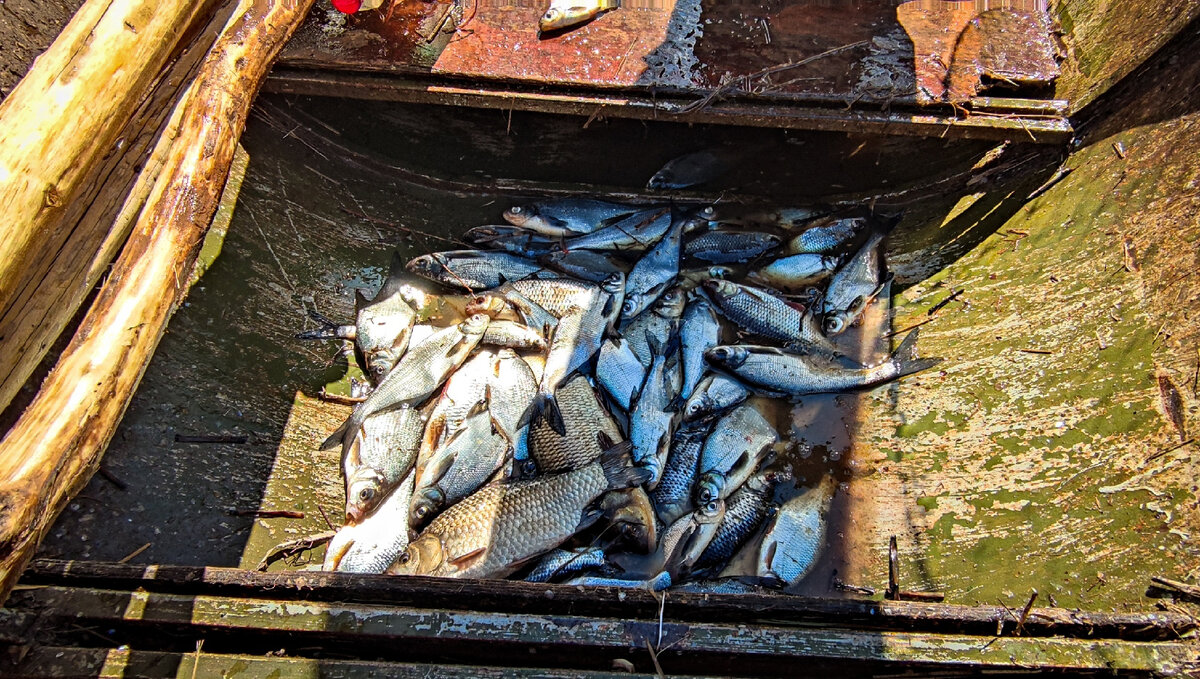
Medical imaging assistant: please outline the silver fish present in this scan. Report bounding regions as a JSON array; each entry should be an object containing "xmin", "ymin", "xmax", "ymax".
[
  {"xmin": 417, "ymin": 348, "xmax": 496, "ymax": 459},
  {"xmin": 388, "ymin": 444, "xmax": 650, "ymax": 579},
  {"xmin": 683, "ymin": 230, "xmax": 780, "ymax": 264},
  {"xmin": 464, "ymin": 225, "xmax": 559, "ymax": 257},
  {"xmin": 321, "ymin": 314, "xmax": 490, "ymax": 453},
  {"xmin": 324, "ymin": 469, "xmax": 416, "ymax": 574},
  {"xmin": 504, "ymin": 198, "xmax": 638, "ymax": 237},
  {"xmin": 757, "ymin": 477, "xmax": 836, "ymax": 586},
  {"xmin": 658, "ymin": 499, "xmax": 725, "ymax": 579},
  {"xmin": 647, "ymin": 147, "xmax": 733, "ymax": 190},
  {"xmin": 621, "ymin": 217, "xmax": 683, "ymax": 321},
  {"xmin": 677, "ymin": 295, "xmax": 721, "ymax": 407},
  {"xmin": 695, "ymin": 470, "xmax": 783, "ymax": 572},
  {"xmin": 596, "ymin": 338, "xmax": 646, "ymax": 412},
  {"xmin": 630, "ymin": 331, "xmax": 681, "ymax": 485},
  {"xmin": 487, "ymin": 350, "xmax": 539, "ymax": 466},
  {"xmin": 410, "ymin": 402, "xmax": 511, "ymax": 530},
  {"xmin": 650, "ymin": 423, "xmax": 710, "ymax": 525},
  {"xmin": 787, "ymin": 216, "xmax": 865, "ymax": 254},
  {"xmin": 822, "ymin": 231, "xmax": 886, "ymax": 335},
  {"xmin": 750, "ymin": 254, "xmax": 841, "ymax": 291},
  {"xmin": 623, "ymin": 287, "xmax": 686, "ymax": 367},
  {"xmin": 481, "ymin": 320, "xmax": 547, "ymax": 351},
  {"xmin": 703, "ymin": 278, "xmax": 838, "ymax": 355},
  {"xmin": 525, "ymin": 546, "xmax": 611, "ymax": 582},
  {"xmin": 696, "ymin": 403, "xmax": 777, "ymax": 505},
  {"xmin": 704, "ymin": 329, "xmax": 940, "ymax": 397},
  {"xmin": 563, "ymin": 208, "xmax": 673, "ymax": 252},
  {"xmin": 533, "ymin": 274, "xmax": 623, "ymax": 435},
  {"xmin": 682, "ymin": 373, "xmax": 749, "ymax": 423},
  {"xmin": 407, "ymin": 250, "xmax": 543, "ymax": 291},
  {"xmin": 343, "ymin": 405, "xmax": 426, "ymax": 522},
  {"xmin": 540, "ymin": 249, "xmax": 627, "ymax": 284}
]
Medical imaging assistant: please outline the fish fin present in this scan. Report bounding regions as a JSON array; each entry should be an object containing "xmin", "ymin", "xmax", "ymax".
[
  {"xmin": 601, "ymin": 294, "xmax": 615, "ymax": 319},
  {"xmin": 296, "ymin": 309, "xmax": 354, "ymax": 341},
  {"xmin": 597, "ymin": 430, "xmax": 617, "ymax": 452},
  {"xmin": 645, "ymin": 330, "xmax": 663, "ymax": 358},
  {"xmin": 320, "ymin": 419, "xmax": 351, "ymax": 451},
  {"xmin": 531, "ymin": 389, "xmax": 566, "ymax": 436},
  {"xmin": 599, "ymin": 440, "xmax": 651, "ymax": 490},
  {"xmin": 448, "ymin": 547, "xmax": 487, "ymax": 569},
  {"xmin": 576, "ymin": 507, "xmax": 606, "ymax": 533},
  {"xmin": 372, "ymin": 251, "xmax": 409, "ymax": 301},
  {"xmin": 425, "ymin": 449, "xmax": 457, "ymax": 484},
  {"xmin": 355, "ymin": 288, "xmax": 371, "ymax": 313},
  {"xmin": 891, "ymin": 327, "xmax": 943, "ymax": 378}
]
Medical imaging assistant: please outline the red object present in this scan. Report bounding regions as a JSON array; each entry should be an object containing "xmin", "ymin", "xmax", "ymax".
[{"xmin": 332, "ymin": 0, "xmax": 362, "ymax": 13}]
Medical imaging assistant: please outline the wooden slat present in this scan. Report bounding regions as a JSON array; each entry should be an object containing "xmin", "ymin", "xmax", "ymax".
[
  {"xmin": 19, "ymin": 560, "xmax": 1197, "ymax": 642},
  {"xmin": 9, "ymin": 585, "xmax": 1194, "ymax": 675},
  {"xmin": 9, "ymin": 647, "xmax": 685, "ymax": 679}
]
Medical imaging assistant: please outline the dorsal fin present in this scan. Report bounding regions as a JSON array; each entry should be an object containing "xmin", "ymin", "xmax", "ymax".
[
  {"xmin": 448, "ymin": 547, "xmax": 487, "ymax": 569},
  {"xmin": 355, "ymin": 288, "xmax": 371, "ymax": 313},
  {"xmin": 373, "ymin": 251, "xmax": 410, "ymax": 302}
]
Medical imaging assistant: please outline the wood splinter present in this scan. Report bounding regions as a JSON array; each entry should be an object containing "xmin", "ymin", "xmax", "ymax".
[{"xmin": 884, "ymin": 536, "xmax": 945, "ymax": 602}]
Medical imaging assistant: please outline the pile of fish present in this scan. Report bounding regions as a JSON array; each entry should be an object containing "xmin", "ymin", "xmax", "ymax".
[{"xmin": 300, "ymin": 197, "xmax": 940, "ymax": 592}]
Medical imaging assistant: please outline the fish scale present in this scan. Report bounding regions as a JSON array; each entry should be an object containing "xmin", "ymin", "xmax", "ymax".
[
  {"xmin": 695, "ymin": 470, "xmax": 780, "ymax": 571},
  {"xmin": 684, "ymin": 230, "xmax": 780, "ymax": 264},
  {"xmin": 650, "ymin": 424, "xmax": 710, "ymax": 525},
  {"xmin": 529, "ymin": 375, "xmax": 623, "ymax": 474}
]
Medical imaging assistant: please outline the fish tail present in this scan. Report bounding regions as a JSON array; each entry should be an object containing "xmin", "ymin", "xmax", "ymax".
[
  {"xmin": 530, "ymin": 388, "xmax": 567, "ymax": 436},
  {"xmin": 891, "ymin": 327, "xmax": 943, "ymax": 378},
  {"xmin": 296, "ymin": 308, "xmax": 355, "ymax": 341},
  {"xmin": 599, "ymin": 439, "xmax": 652, "ymax": 490},
  {"xmin": 320, "ymin": 418, "xmax": 352, "ymax": 451}
]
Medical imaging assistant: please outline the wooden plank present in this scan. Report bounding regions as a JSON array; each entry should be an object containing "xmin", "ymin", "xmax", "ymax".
[
  {"xmin": 264, "ymin": 68, "xmax": 1074, "ymax": 143},
  {"xmin": 0, "ymin": 0, "xmax": 316, "ymax": 605},
  {"xmin": 9, "ymin": 646, "xmax": 685, "ymax": 679},
  {"xmin": 9, "ymin": 585, "xmax": 1194, "ymax": 674},
  {"xmin": 19, "ymin": 560, "xmax": 1196, "ymax": 642}
]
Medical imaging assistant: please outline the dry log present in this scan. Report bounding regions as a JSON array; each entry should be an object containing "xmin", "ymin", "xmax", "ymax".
[
  {"xmin": 0, "ymin": 0, "xmax": 316, "ymax": 603},
  {"xmin": 0, "ymin": 1, "xmax": 236, "ymax": 416},
  {"xmin": 0, "ymin": 0, "xmax": 230, "ymax": 411}
]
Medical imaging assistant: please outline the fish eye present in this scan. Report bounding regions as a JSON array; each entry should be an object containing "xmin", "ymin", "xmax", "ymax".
[
  {"xmin": 510, "ymin": 206, "xmax": 523, "ymax": 214},
  {"xmin": 398, "ymin": 552, "xmax": 411, "ymax": 565},
  {"xmin": 415, "ymin": 505, "xmax": 429, "ymax": 519},
  {"xmin": 824, "ymin": 316, "xmax": 844, "ymax": 333},
  {"xmin": 357, "ymin": 487, "xmax": 376, "ymax": 502},
  {"xmin": 521, "ymin": 460, "xmax": 538, "ymax": 477}
]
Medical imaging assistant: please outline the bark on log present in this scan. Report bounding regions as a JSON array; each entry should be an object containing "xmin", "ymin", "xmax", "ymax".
[
  {"xmin": 0, "ymin": 1, "xmax": 235, "ymax": 417},
  {"xmin": 0, "ymin": 0, "xmax": 316, "ymax": 604},
  {"xmin": 0, "ymin": 1, "xmax": 224, "ymax": 386}
]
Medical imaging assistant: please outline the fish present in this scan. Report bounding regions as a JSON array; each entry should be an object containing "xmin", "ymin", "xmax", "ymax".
[
  {"xmin": 822, "ymin": 231, "xmax": 887, "ymax": 335},
  {"xmin": 343, "ymin": 405, "xmax": 426, "ymax": 522},
  {"xmin": 407, "ymin": 250, "xmax": 543, "ymax": 291},
  {"xmin": 324, "ymin": 469, "xmax": 416, "ymax": 573},
  {"xmin": 683, "ymin": 230, "xmax": 781, "ymax": 264},
  {"xmin": 750, "ymin": 254, "xmax": 841, "ymax": 291},
  {"xmin": 416, "ymin": 348, "xmax": 495, "ymax": 461},
  {"xmin": 695, "ymin": 469, "xmax": 784, "ymax": 572},
  {"xmin": 670, "ymin": 578, "xmax": 773, "ymax": 595},
  {"xmin": 595, "ymin": 337, "xmax": 646, "ymax": 412},
  {"xmin": 504, "ymin": 198, "xmax": 639, "ymax": 237},
  {"xmin": 622, "ymin": 287, "xmax": 686, "ymax": 366},
  {"xmin": 540, "ymin": 249, "xmax": 627, "ymax": 284},
  {"xmin": 683, "ymin": 378, "xmax": 746, "ymax": 426},
  {"xmin": 410, "ymin": 402, "xmax": 512, "ymax": 530},
  {"xmin": 676, "ymin": 265, "xmax": 735, "ymax": 290},
  {"xmin": 388, "ymin": 442, "xmax": 651, "ymax": 579},
  {"xmin": 525, "ymin": 547, "xmax": 612, "ymax": 582},
  {"xmin": 464, "ymin": 225, "xmax": 559, "ymax": 258},
  {"xmin": 630, "ymin": 331, "xmax": 681, "ymax": 486},
  {"xmin": 529, "ymin": 374, "xmax": 624, "ymax": 474},
  {"xmin": 677, "ymin": 295, "xmax": 721, "ymax": 408},
  {"xmin": 321, "ymin": 314, "xmax": 490, "ymax": 453},
  {"xmin": 787, "ymin": 216, "xmax": 866, "ymax": 254},
  {"xmin": 650, "ymin": 423, "xmax": 710, "ymax": 525},
  {"xmin": 657, "ymin": 498, "xmax": 725, "ymax": 579},
  {"xmin": 562, "ymin": 208, "xmax": 673, "ymax": 252},
  {"xmin": 563, "ymin": 571, "xmax": 672, "ymax": 590},
  {"xmin": 703, "ymin": 329, "xmax": 941, "ymax": 397},
  {"xmin": 481, "ymin": 320, "xmax": 547, "ymax": 351},
  {"xmin": 599, "ymin": 487, "xmax": 658, "ymax": 554},
  {"xmin": 702, "ymin": 278, "xmax": 838, "ymax": 355},
  {"xmin": 756, "ymin": 477, "xmax": 836, "ymax": 586},
  {"xmin": 497, "ymin": 276, "xmax": 602, "ymax": 318},
  {"xmin": 695, "ymin": 403, "xmax": 777, "ymax": 505},
  {"xmin": 487, "ymin": 350, "xmax": 539, "ymax": 467},
  {"xmin": 647, "ymin": 147, "xmax": 734, "ymax": 190},
  {"xmin": 538, "ymin": 0, "xmax": 618, "ymax": 33},
  {"xmin": 531, "ymin": 274, "xmax": 623, "ymax": 435},
  {"xmin": 621, "ymin": 216, "xmax": 683, "ymax": 321}
]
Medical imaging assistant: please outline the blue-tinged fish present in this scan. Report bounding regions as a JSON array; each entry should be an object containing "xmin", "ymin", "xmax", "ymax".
[
  {"xmin": 822, "ymin": 231, "xmax": 887, "ymax": 335},
  {"xmin": 504, "ymin": 198, "xmax": 639, "ymax": 237},
  {"xmin": 695, "ymin": 469, "xmax": 783, "ymax": 572},
  {"xmin": 683, "ymin": 229, "xmax": 780, "ymax": 264},
  {"xmin": 621, "ymin": 217, "xmax": 683, "ymax": 322},
  {"xmin": 787, "ymin": 216, "xmax": 866, "ymax": 254},
  {"xmin": 695, "ymin": 403, "xmax": 777, "ymax": 505},
  {"xmin": 676, "ymin": 295, "xmax": 721, "ymax": 408},
  {"xmin": 407, "ymin": 250, "xmax": 543, "ymax": 291},
  {"xmin": 681, "ymin": 372, "xmax": 750, "ymax": 423},
  {"xmin": 756, "ymin": 477, "xmax": 836, "ymax": 586},
  {"xmin": 630, "ymin": 331, "xmax": 681, "ymax": 485},
  {"xmin": 750, "ymin": 254, "xmax": 841, "ymax": 291},
  {"xmin": 526, "ymin": 547, "xmax": 611, "ymax": 582},
  {"xmin": 596, "ymin": 337, "xmax": 646, "ymax": 412},
  {"xmin": 650, "ymin": 423, "xmax": 711, "ymax": 525}
]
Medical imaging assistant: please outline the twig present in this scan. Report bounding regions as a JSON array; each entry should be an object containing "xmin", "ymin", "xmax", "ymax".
[
  {"xmin": 898, "ymin": 590, "xmax": 946, "ymax": 602},
  {"xmin": 926, "ymin": 288, "xmax": 964, "ymax": 316},
  {"xmin": 886, "ymin": 536, "xmax": 899, "ymax": 600},
  {"xmin": 1026, "ymin": 166, "xmax": 1072, "ymax": 200},
  {"xmin": 1017, "ymin": 348, "xmax": 1053, "ymax": 355},
  {"xmin": 318, "ymin": 388, "xmax": 366, "ymax": 406},
  {"xmin": 118, "ymin": 543, "xmax": 152, "ymax": 564},
  {"xmin": 174, "ymin": 434, "xmax": 248, "ymax": 444},
  {"xmin": 833, "ymin": 578, "xmax": 876, "ymax": 595},
  {"xmin": 1145, "ymin": 438, "xmax": 1194, "ymax": 465},
  {"xmin": 1015, "ymin": 589, "xmax": 1038, "ymax": 636},
  {"xmin": 883, "ymin": 317, "xmax": 935, "ymax": 339},
  {"xmin": 230, "ymin": 510, "xmax": 305, "ymax": 519},
  {"xmin": 1149, "ymin": 576, "xmax": 1200, "ymax": 604},
  {"xmin": 191, "ymin": 640, "xmax": 204, "ymax": 679},
  {"xmin": 256, "ymin": 531, "xmax": 336, "ymax": 572},
  {"xmin": 674, "ymin": 41, "xmax": 870, "ymax": 114},
  {"xmin": 643, "ymin": 639, "xmax": 665, "ymax": 679},
  {"xmin": 317, "ymin": 504, "xmax": 335, "ymax": 531},
  {"xmin": 97, "ymin": 466, "xmax": 127, "ymax": 491}
]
